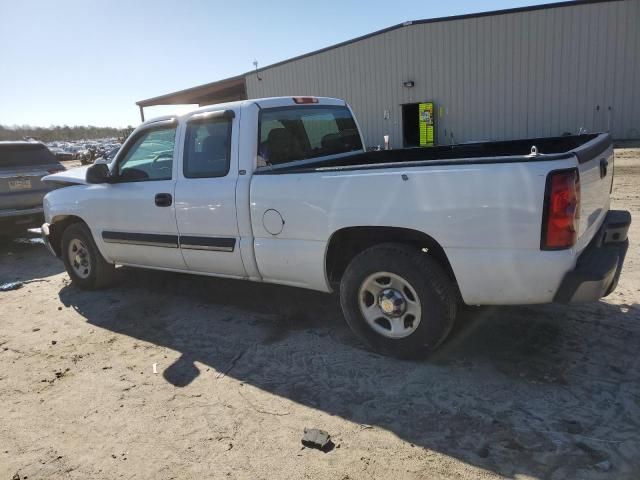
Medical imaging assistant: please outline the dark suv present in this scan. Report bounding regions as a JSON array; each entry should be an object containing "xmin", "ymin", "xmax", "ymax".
[{"xmin": 0, "ymin": 142, "xmax": 65, "ymax": 234}]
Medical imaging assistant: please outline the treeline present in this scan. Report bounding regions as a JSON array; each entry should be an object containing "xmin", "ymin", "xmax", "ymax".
[{"xmin": 0, "ymin": 125, "xmax": 135, "ymax": 142}]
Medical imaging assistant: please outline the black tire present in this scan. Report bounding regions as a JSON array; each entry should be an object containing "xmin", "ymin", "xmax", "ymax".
[
  {"xmin": 339, "ymin": 243, "xmax": 457, "ymax": 359},
  {"xmin": 61, "ymin": 222, "xmax": 116, "ymax": 289}
]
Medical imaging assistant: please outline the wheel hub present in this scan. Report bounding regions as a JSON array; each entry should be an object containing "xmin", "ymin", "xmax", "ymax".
[
  {"xmin": 74, "ymin": 252, "xmax": 85, "ymax": 265},
  {"xmin": 68, "ymin": 238, "xmax": 91, "ymax": 279},
  {"xmin": 357, "ymin": 271, "xmax": 422, "ymax": 339},
  {"xmin": 378, "ymin": 288, "xmax": 406, "ymax": 317}
]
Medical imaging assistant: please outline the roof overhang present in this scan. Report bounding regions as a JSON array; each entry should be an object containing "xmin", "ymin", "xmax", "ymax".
[{"xmin": 136, "ymin": 75, "xmax": 247, "ymax": 108}]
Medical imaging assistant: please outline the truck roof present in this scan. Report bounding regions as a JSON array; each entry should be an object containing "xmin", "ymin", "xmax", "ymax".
[{"xmin": 140, "ymin": 96, "xmax": 347, "ymax": 128}]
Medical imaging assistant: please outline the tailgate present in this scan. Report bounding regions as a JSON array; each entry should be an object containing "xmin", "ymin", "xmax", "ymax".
[
  {"xmin": 0, "ymin": 165, "xmax": 57, "ymax": 210},
  {"xmin": 573, "ymin": 133, "xmax": 615, "ymax": 249}
]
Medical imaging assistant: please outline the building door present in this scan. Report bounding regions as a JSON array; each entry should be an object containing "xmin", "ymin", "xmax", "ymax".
[
  {"xmin": 402, "ymin": 104, "xmax": 419, "ymax": 147},
  {"xmin": 402, "ymin": 102, "xmax": 435, "ymax": 148}
]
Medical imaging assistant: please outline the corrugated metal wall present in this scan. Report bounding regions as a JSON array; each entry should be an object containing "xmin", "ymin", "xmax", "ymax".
[{"xmin": 246, "ymin": 0, "xmax": 640, "ymax": 147}]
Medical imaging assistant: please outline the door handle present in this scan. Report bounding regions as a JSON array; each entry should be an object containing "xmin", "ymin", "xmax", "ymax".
[{"xmin": 155, "ymin": 193, "xmax": 172, "ymax": 207}]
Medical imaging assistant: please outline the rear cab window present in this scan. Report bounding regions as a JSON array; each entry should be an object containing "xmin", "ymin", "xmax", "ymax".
[{"xmin": 258, "ymin": 105, "xmax": 362, "ymax": 167}]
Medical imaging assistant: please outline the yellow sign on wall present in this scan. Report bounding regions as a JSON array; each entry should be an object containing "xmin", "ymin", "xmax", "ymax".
[{"xmin": 419, "ymin": 102, "xmax": 434, "ymax": 147}]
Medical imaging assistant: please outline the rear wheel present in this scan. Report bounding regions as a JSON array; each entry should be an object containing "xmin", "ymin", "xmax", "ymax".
[
  {"xmin": 340, "ymin": 243, "xmax": 457, "ymax": 358},
  {"xmin": 61, "ymin": 223, "xmax": 116, "ymax": 289}
]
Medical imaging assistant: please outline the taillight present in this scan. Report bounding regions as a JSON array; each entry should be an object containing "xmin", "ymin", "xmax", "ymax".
[
  {"xmin": 292, "ymin": 96, "xmax": 318, "ymax": 104},
  {"xmin": 541, "ymin": 169, "xmax": 580, "ymax": 250}
]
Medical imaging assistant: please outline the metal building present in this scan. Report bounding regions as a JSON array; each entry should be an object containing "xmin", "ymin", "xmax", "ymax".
[{"xmin": 137, "ymin": 0, "xmax": 640, "ymax": 148}]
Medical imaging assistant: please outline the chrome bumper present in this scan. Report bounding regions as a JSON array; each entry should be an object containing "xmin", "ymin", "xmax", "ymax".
[{"xmin": 41, "ymin": 222, "xmax": 59, "ymax": 257}]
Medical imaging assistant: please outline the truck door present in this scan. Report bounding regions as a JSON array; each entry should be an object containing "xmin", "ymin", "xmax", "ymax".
[
  {"xmin": 96, "ymin": 120, "xmax": 186, "ymax": 270},
  {"xmin": 174, "ymin": 110, "xmax": 247, "ymax": 277}
]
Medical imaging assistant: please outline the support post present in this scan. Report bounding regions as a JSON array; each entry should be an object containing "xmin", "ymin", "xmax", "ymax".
[{"xmin": 139, "ymin": 105, "xmax": 145, "ymax": 123}]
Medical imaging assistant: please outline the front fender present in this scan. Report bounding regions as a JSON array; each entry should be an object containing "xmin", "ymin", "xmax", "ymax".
[
  {"xmin": 43, "ymin": 185, "xmax": 87, "ymax": 224},
  {"xmin": 43, "ymin": 186, "xmax": 113, "ymax": 263}
]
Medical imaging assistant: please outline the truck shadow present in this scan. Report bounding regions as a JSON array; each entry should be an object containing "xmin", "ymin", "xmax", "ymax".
[{"xmin": 58, "ymin": 267, "xmax": 640, "ymax": 479}]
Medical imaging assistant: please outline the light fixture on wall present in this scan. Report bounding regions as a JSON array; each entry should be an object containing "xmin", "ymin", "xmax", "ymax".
[{"xmin": 403, "ymin": 80, "xmax": 415, "ymax": 88}]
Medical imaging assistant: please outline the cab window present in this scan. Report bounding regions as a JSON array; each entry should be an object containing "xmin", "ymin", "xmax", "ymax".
[
  {"xmin": 183, "ymin": 117, "xmax": 232, "ymax": 178},
  {"xmin": 117, "ymin": 127, "xmax": 176, "ymax": 182},
  {"xmin": 258, "ymin": 106, "xmax": 362, "ymax": 167}
]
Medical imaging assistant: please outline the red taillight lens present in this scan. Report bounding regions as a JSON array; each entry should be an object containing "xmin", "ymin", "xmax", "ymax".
[
  {"xmin": 292, "ymin": 96, "xmax": 318, "ymax": 104},
  {"xmin": 542, "ymin": 169, "xmax": 580, "ymax": 249}
]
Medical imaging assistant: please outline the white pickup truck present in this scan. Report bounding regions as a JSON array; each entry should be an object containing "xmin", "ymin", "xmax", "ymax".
[{"xmin": 42, "ymin": 96, "xmax": 630, "ymax": 358}]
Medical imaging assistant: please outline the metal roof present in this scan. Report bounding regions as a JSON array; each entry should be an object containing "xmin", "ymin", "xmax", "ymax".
[{"xmin": 136, "ymin": 75, "xmax": 247, "ymax": 108}]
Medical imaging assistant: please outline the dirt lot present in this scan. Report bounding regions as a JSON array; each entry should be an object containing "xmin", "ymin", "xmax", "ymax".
[{"xmin": 1, "ymin": 151, "xmax": 639, "ymax": 480}]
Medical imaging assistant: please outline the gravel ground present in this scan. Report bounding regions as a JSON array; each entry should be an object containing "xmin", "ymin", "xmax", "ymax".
[{"xmin": 1, "ymin": 151, "xmax": 639, "ymax": 480}]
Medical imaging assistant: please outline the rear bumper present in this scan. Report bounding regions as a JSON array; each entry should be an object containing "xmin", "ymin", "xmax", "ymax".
[
  {"xmin": 554, "ymin": 210, "xmax": 631, "ymax": 303},
  {"xmin": 0, "ymin": 207, "xmax": 44, "ymax": 231}
]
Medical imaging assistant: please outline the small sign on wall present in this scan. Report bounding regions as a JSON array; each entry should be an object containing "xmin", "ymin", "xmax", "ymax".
[{"xmin": 419, "ymin": 102, "xmax": 434, "ymax": 147}]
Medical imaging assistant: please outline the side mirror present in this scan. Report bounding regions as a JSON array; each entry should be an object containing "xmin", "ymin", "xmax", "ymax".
[{"xmin": 86, "ymin": 163, "xmax": 111, "ymax": 184}]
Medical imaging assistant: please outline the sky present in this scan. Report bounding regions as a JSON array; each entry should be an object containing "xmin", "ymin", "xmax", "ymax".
[{"xmin": 0, "ymin": 0, "xmax": 554, "ymax": 128}]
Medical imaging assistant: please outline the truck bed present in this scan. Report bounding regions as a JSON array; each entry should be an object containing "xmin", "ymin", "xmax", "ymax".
[{"xmin": 257, "ymin": 133, "xmax": 610, "ymax": 174}]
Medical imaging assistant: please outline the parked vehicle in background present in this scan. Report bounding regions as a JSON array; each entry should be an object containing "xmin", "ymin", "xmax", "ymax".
[
  {"xmin": 49, "ymin": 147, "xmax": 74, "ymax": 162},
  {"xmin": 79, "ymin": 147, "xmax": 97, "ymax": 165},
  {"xmin": 94, "ymin": 146, "xmax": 120, "ymax": 165},
  {"xmin": 41, "ymin": 97, "xmax": 631, "ymax": 358},
  {"xmin": 65, "ymin": 145, "xmax": 83, "ymax": 159},
  {"xmin": 0, "ymin": 141, "xmax": 65, "ymax": 234}
]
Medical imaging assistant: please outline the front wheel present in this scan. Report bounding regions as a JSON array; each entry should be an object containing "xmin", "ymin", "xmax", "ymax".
[
  {"xmin": 61, "ymin": 223, "xmax": 116, "ymax": 289},
  {"xmin": 340, "ymin": 243, "xmax": 457, "ymax": 359}
]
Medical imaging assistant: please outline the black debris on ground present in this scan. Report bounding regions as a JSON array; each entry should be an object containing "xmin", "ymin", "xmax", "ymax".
[
  {"xmin": 302, "ymin": 428, "xmax": 334, "ymax": 453},
  {"xmin": 0, "ymin": 282, "xmax": 23, "ymax": 292}
]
